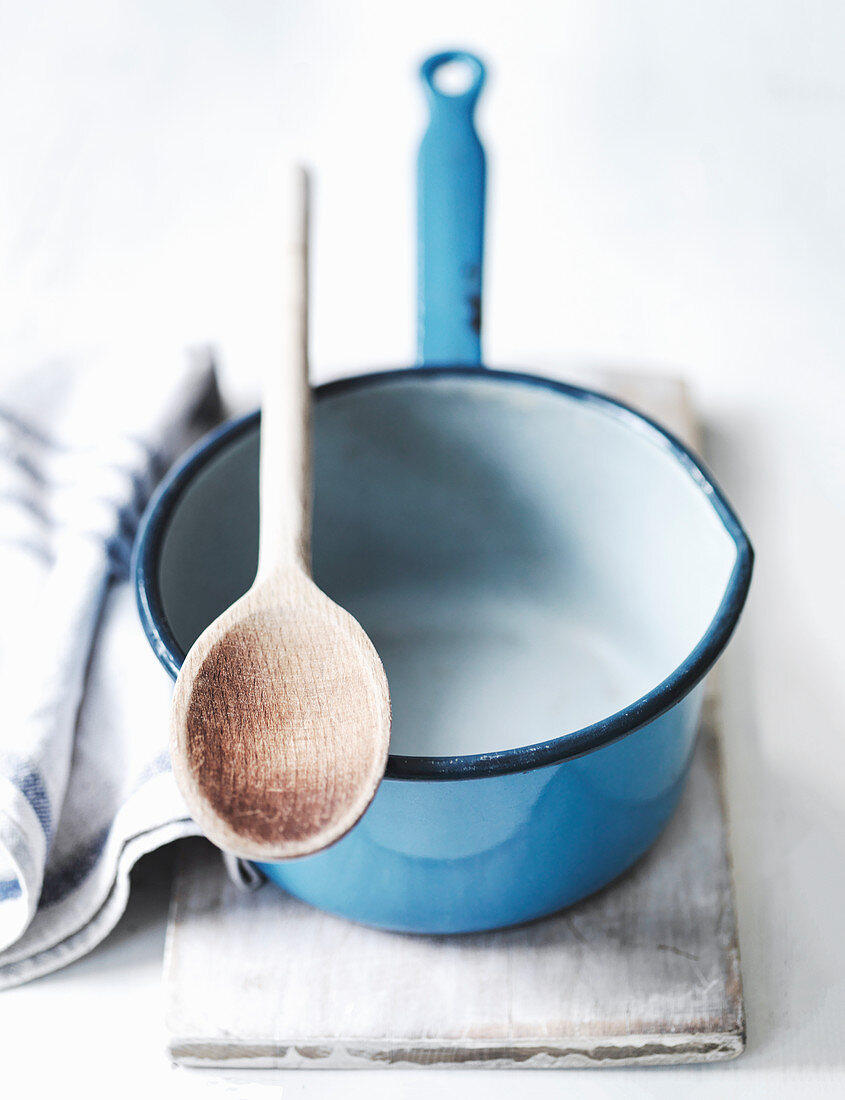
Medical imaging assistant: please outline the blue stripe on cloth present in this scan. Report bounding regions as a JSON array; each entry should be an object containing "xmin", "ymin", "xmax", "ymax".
[
  {"xmin": 1, "ymin": 754, "xmax": 172, "ymax": 910},
  {"xmin": 0, "ymin": 879, "xmax": 22, "ymax": 901},
  {"xmin": 0, "ymin": 490, "xmax": 53, "ymax": 528},
  {"xmin": 0, "ymin": 536, "xmax": 54, "ymax": 564},
  {"xmin": 0, "ymin": 406, "xmax": 66, "ymax": 450},
  {"xmin": 7, "ymin": 752, "xmax": 172, "ymax": 909},
  {"xmin": 0, "ymin": 445, "xmax": 48, "ymax": 486},
  {"xmin": 5, "ymin": 761, "xmax": 52, "ymax": 839},
  {"xmin": 40, "ymin": 827, "xmax": 110, "ymax": 908}
]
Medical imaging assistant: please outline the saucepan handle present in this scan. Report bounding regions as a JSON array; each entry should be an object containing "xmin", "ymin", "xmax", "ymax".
[{"xmin": 417, "ymin": 50, "xmax": 487, "ymax": 367}]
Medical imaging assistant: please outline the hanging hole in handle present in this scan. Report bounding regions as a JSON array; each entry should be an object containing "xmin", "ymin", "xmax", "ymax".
[
  {"xmin": 433, "ymin": 59, "xmax": 476, "ymax": 96},
  {"xmin": 421, "ymin": 51, "xmax": 485, "ymax": 100}
]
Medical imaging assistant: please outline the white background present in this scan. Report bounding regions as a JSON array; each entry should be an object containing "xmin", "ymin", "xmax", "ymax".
[{"xmin": 1, "ymin": 1, "xmax": 844, "ymax": 1096}]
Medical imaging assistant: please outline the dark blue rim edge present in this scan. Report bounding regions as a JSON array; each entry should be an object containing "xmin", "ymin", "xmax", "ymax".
[{"xmin": 133, "ymin": 366, "xmax": 754, "ymax": 781}]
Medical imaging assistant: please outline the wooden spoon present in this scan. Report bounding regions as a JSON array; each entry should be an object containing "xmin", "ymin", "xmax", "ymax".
[{"xmin": 169, "ymin": 167, "xmax": 391, "ymax": 861}]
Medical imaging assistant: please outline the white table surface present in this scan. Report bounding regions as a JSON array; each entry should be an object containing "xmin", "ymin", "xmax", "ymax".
[{"xmin": 1, "ymin": 1, "xmax": 843, "ymax": 1095}]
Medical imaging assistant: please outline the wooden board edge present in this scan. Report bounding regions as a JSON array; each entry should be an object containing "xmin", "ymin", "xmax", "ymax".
[{"xmin": 168, "ymin": 1030, "xmax": 745, "ymax": 1070}]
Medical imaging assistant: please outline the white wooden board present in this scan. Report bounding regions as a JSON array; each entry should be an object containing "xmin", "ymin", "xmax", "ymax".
[{"xmin": 163, "ymin": 372, "xmax": 745, "ymax": 1068}]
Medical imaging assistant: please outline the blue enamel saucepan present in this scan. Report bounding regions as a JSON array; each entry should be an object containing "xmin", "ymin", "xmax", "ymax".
[{"xmin": 133, "ymin": 51, "xmax": 752, "ymax": 933}]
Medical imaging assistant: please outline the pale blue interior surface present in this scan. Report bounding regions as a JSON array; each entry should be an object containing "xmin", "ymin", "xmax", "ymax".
[{"xmin": 158, "ymin": 374, "xmax": 736, "ymax": 759}]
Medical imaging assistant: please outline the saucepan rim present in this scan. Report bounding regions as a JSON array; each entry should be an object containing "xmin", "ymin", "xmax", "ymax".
[{"xmin": 133, "ymin": 365, "xmax": 753, "ymax": 781}]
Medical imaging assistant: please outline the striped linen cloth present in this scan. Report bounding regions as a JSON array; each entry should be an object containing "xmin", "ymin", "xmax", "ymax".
[{"xmin": 0, "ymin": 349, "xmax": 224, "ymax": 988}]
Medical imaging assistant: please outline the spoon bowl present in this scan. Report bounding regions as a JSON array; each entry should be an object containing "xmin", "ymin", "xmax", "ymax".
[{"xmin": 171, "ymin": 565, "xmax": 390, "ymax": 859}]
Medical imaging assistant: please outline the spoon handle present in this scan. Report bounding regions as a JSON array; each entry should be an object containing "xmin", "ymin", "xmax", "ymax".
[{"xmin": 257, "ymin": 165, "xmax": 311, "ymax": 579}]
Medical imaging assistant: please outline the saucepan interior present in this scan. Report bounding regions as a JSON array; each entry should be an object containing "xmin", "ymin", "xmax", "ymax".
[{"xmin": 140, "ymin": 368, "xmax": 748, "ymax": 775}]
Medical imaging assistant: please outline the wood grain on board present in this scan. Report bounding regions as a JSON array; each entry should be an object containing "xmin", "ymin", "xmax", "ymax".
[{"xmin": 164, "ymin": 371, "xmax": 744, "ymax": 1069}]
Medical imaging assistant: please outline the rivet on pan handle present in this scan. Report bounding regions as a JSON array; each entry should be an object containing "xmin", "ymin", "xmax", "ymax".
[{"xmin": 417, "ymin": 50, "xmax": 487, "ymax": 368}]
